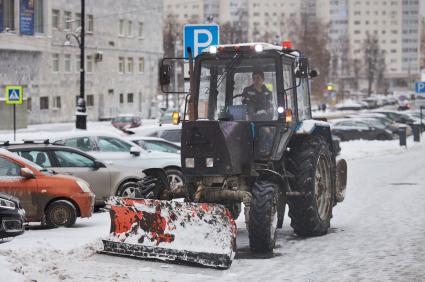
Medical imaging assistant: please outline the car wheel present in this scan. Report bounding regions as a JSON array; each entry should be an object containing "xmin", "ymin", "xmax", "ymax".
[
  {"xmin": 116, "ymin": 181, "xmax": 142, "ymax": 198},
  {"xmin": 165, "ymin": 169, "xmax": 185, "ymax": 191},
  {"xmin": 45, "ymin": 200, "xmax": 77, "ymax": 228}
]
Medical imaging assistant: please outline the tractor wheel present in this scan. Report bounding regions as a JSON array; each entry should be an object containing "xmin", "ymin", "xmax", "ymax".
[
  {"xmin": 45, "ymin": 200, "xmax": 77, "ymax": 228},
  {"xmin": 116, "ymin": 181, "xmax": 142, "ymax": 198},
  {"xmin": 248, "ymin": 180, "xmax": 279, "ymax": 253},
  {"xmin": 287, "ymin": 136, "xmax": 335, "ymax": 236}
]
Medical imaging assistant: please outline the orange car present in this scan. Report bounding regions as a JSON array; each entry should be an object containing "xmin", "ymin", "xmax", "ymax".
[{"xmin": 0, "ymin": 149, "xmax": 95, "ymax": 227}]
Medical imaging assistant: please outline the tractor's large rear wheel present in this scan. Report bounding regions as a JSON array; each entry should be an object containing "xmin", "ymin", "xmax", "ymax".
[
  {"xmin": 248, "ymin": 180, "xmax": 279, "ymax": 253},
  {"xmin": 287, "ymin": 136, "xmax": 335, "ymax": 236}
]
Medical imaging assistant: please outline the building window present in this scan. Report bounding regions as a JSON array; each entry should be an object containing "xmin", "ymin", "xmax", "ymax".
[
  {"xmin": 35, "ymin": 0, "xmax": 44, "ymax": 33},
  {"xmin": 119, "ymin": 93, "xmax": 124, "ymax": 103},
  {"xmin": 138, "ymin": 57, "xmax": 144, "ymax": 73},
  {"xmin": 52, "ymin": 54, "xmax": 60, "ymax": 72},
  {"xmin": 53, "ymin": 96, "xmax": 61, "ymax": 109},
  {"xmin": 86, "ymin": 55, "xmax": 94, "ymax": 73},
  {"xmin": 27, "ymin": 97, "xmax": 32, "ymax": 111},
  {"xmin": 75, "ymin": 13, "xmax": 81, "ymax": 28},
  {"xmin": 87, "ymin": 15, "xmax": 94, "ymax": 33},
  {"xmin": 127, "ymin": 93, "xmax": 134, "ymax": 103},
  {"xmin": 52, "ymin": 9, "xmax": 60, "ymax": 30},
  {"xmin": 127, "ymin": 20, "xmax": 132, "ymax": 36},
  {"xmin": 64, "ymin": 11, "xmax": 72, "ymax": 31},
  {"xmin": 127, "ymin": 57, "xmax": 134, "ymax": 73},
  {"xmin": 119, "ymin": 19, "xmax": 125, "ymax": 36},
  {"xmin": 76, "ymin": 55, "xmax": 81, "ymax": 73},
  {"xmin": 138, "ymin": 22, "xmax": 144, "ymax": 38},
  {"xmin": 87, "ymin": 95, "xmax": 94, "ymax": 107},
  {"xmin": 119, "ymin": 57, "xmax": 125, "ymax": 73},
  {"xmin": 2, "ymin": 0, "xmax": 15, "ymax": 31},
  {"xmin": 64, "ymin": 54, "xmax": 72, "ymax": 73},
  {"xmin": 40, "ymin": 97, "xmax": 49, "ymax": 110}
]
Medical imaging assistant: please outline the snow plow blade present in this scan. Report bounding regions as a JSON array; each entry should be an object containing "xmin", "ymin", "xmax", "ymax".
[{"xmin": 101, "ymin": 197, "xmax": 236, "ymax": 269}]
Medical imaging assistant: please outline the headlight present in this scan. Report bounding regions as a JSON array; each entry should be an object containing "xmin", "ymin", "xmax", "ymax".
[
  {"xmin": 0, "ymin": 198, "xmax": 16, "ymax": 210},
  {"xmin": 76, "ymin": 179, "xmax": 92, "ymax": 193},
  {"xmin": 185, "ymin": 158, "xmax": 195, "ymax": 168}
]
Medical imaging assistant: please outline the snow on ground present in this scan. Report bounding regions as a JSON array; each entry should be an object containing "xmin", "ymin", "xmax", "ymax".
[{"xmin": 1, "ymin": 123, "xmax": 425, "ymax": 281}]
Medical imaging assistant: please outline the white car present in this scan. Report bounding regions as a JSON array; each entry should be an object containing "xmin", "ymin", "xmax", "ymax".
[{"xmin": 49, "ymin": 131, "xmax": 184, "ymax": 190}]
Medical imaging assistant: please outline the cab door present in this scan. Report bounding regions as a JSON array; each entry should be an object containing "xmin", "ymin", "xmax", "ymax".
[{"xmin": 0, "ymin": 155, "xmax": 39, "ymax": 220}]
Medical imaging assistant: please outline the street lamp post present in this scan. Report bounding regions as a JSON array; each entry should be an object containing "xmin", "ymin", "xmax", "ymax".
[{"xmin": 66, "ymin": 0, "xmax": 86, "ymax": 129}]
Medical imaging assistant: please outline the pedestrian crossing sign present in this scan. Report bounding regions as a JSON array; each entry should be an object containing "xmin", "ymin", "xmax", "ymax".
[{"xmin": 5, "ymin": 86, "xmax": 23, "ymax": 105}]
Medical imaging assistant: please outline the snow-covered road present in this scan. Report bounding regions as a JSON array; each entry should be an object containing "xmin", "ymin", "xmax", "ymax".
[{"xmin": 1, "ymin": 139, "xmax": 425, "ymax": 281}]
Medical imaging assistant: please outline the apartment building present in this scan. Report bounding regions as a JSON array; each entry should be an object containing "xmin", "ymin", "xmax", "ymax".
[
  {"xmin": 348, "ymin": 0, "xmax": 420, "ymax": 88},
  {"xmin": 0, "ymin": 0, "xmax": 163, "ymax": 124}
]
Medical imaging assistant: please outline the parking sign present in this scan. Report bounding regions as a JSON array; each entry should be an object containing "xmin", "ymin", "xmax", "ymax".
[
  {"xmin": 415, "ymin": 82, "xmax": 425, "ymax": 93},
  {"xmin": 183, "ymin": 24, "xmax": 219, "ymax": 59},
  {"xmin": 5, "ymin": 86, "xmax": 23, "ymax": 105}
]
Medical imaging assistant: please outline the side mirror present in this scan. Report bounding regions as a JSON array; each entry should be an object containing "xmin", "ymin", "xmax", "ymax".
[
  {"xmin": 130, "ymin": 146, "xmax": 142, "ymax": 156},
  {"xmin": 159, "ymin": 63, "xmax": 171, "ymax": 86},
  {"xmin": 294, "ymin": 57, "xmax": 309, "ymax": 78},
  {"xmin": 309, "ymin": 69, "xmax": 319, "ymax": 78},
  {"xmin": 21, "ymin": 167, "xmax": 35, "ymax": 179},
  {"xmin": 94, "ymin": 160, "xmax": 106, "ymax": 169}
]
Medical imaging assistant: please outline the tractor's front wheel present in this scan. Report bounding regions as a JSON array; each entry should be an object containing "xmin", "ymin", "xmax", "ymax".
[
  {"xmin": 248, "ymin": 180, "xmax": 279, "ymax": 253},
  {"xmin": 287, "ymin": 136, "xmax": 335, "ymax": 237}
]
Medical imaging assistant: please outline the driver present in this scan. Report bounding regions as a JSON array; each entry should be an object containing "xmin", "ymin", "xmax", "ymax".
[{"xmin": 241, "ymin": 70, "xmax": 274, "ymax": 119}]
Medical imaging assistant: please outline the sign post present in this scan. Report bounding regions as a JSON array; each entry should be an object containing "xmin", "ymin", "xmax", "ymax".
[{"xmin": 5, "ymin": 86, "xmax": 23, "ymax": 141}]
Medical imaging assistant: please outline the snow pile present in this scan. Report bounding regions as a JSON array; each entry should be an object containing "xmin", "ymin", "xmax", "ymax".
[{"xmin": 340, "ymin": 136, "xmax": 421, "ymax": 160}]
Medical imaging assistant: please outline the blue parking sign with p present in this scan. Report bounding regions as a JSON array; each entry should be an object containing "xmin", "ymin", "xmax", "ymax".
[
  {"xmin": 184, "ymin": 24, "xmax": 219, "ymax": 59},
  {"xmin": 416, "ymin": 82, "xmax": 425, "ymax": 93},
  {"xmin": 5, "ymin": 86, "xmax": 23, "ymax": 105}
]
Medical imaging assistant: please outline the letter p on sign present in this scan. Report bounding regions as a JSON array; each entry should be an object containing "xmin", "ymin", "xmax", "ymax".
[{"xmin": 184, "ymin": 24, "xmax": 219, "ymax": 59}]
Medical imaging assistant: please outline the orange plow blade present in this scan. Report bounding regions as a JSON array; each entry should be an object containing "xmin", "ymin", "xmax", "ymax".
[{"xmin": 101, "ymin": 197, "xmax": 236, "ymax": 269}]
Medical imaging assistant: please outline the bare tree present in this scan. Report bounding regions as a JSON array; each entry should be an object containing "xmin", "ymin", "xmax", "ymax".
[
  {"xmin": 363, "ymin": 32, "xmax": 386, "ymax": 97},
  {"xmin": 288, "ymin": 15, "xmax": 331, "ymax": 102}
]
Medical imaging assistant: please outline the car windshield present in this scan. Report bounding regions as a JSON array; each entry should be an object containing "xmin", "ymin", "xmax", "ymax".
[
  {"xmin": 364, "ymin": 119, "xmax": 385, "ymax": 129},
  {"xmin": 97, "ymin": 136, "xmax": 134, "ymax": 152},
  {"xmin": 197, "ymin": 56, "xmax": 278, "ymax": 121},
  {"xmin": 144, "ymin": 140, "xmax": 180, "ymax": 154}
]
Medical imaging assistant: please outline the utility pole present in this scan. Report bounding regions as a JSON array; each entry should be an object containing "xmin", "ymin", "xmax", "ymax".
[{"xmin": 76, "ymin": 0, "xmax": 87, "ymax": 129}]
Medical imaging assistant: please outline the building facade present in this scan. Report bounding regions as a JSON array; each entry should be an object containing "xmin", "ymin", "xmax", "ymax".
[
  {"xmin": 347, "ymin": 0, "xmax": 420, "ymax": 89},
  {"xmin": 0, "ymin": 0, "xmax": 163, "ymax": 124}
]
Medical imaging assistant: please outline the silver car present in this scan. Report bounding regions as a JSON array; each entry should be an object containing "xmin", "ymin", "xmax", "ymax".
[{"xmin": 5, "ymin": 143, "xmax": 146, "ymax": 206}]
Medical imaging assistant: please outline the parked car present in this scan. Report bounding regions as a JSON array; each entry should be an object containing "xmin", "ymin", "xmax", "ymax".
[
  {"xmin": 0, "ymin": 192, "xmax": 25, "ymax": 239},
  {"xmin": 49, "ymin": 131, "xmax": 184, "ymax": 190},
  {"xmin": 126, "ymin": 136, "xmax": 181, "ymax": 154},
  {"xmin": 335, "ymin": 100, "xmax": 363, "ymax": 111},
  {"xmin": 123, "ymin": 124, "xmax": 182, "ymax": 145},
  {"xmin": 330, "ymin": 118, "xmax": 393, "ymax": 141},
  {"xmin": 372, "ymin": 110, "xmax": 416, "ymax": 126},
  {"xmin": 346, "ymin": 113, "xmax": 412, "ymax": 136},
  {"xmin": 111, "ymin": 114, "xmax": 141, "ymax": 130},
  {"xmin": 3, "ymin": 142, "xmax": 148, "ymax": 206},
  {"xmin": 0, "ymin": 148, "xmax": 95, "ymax": 227}
]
